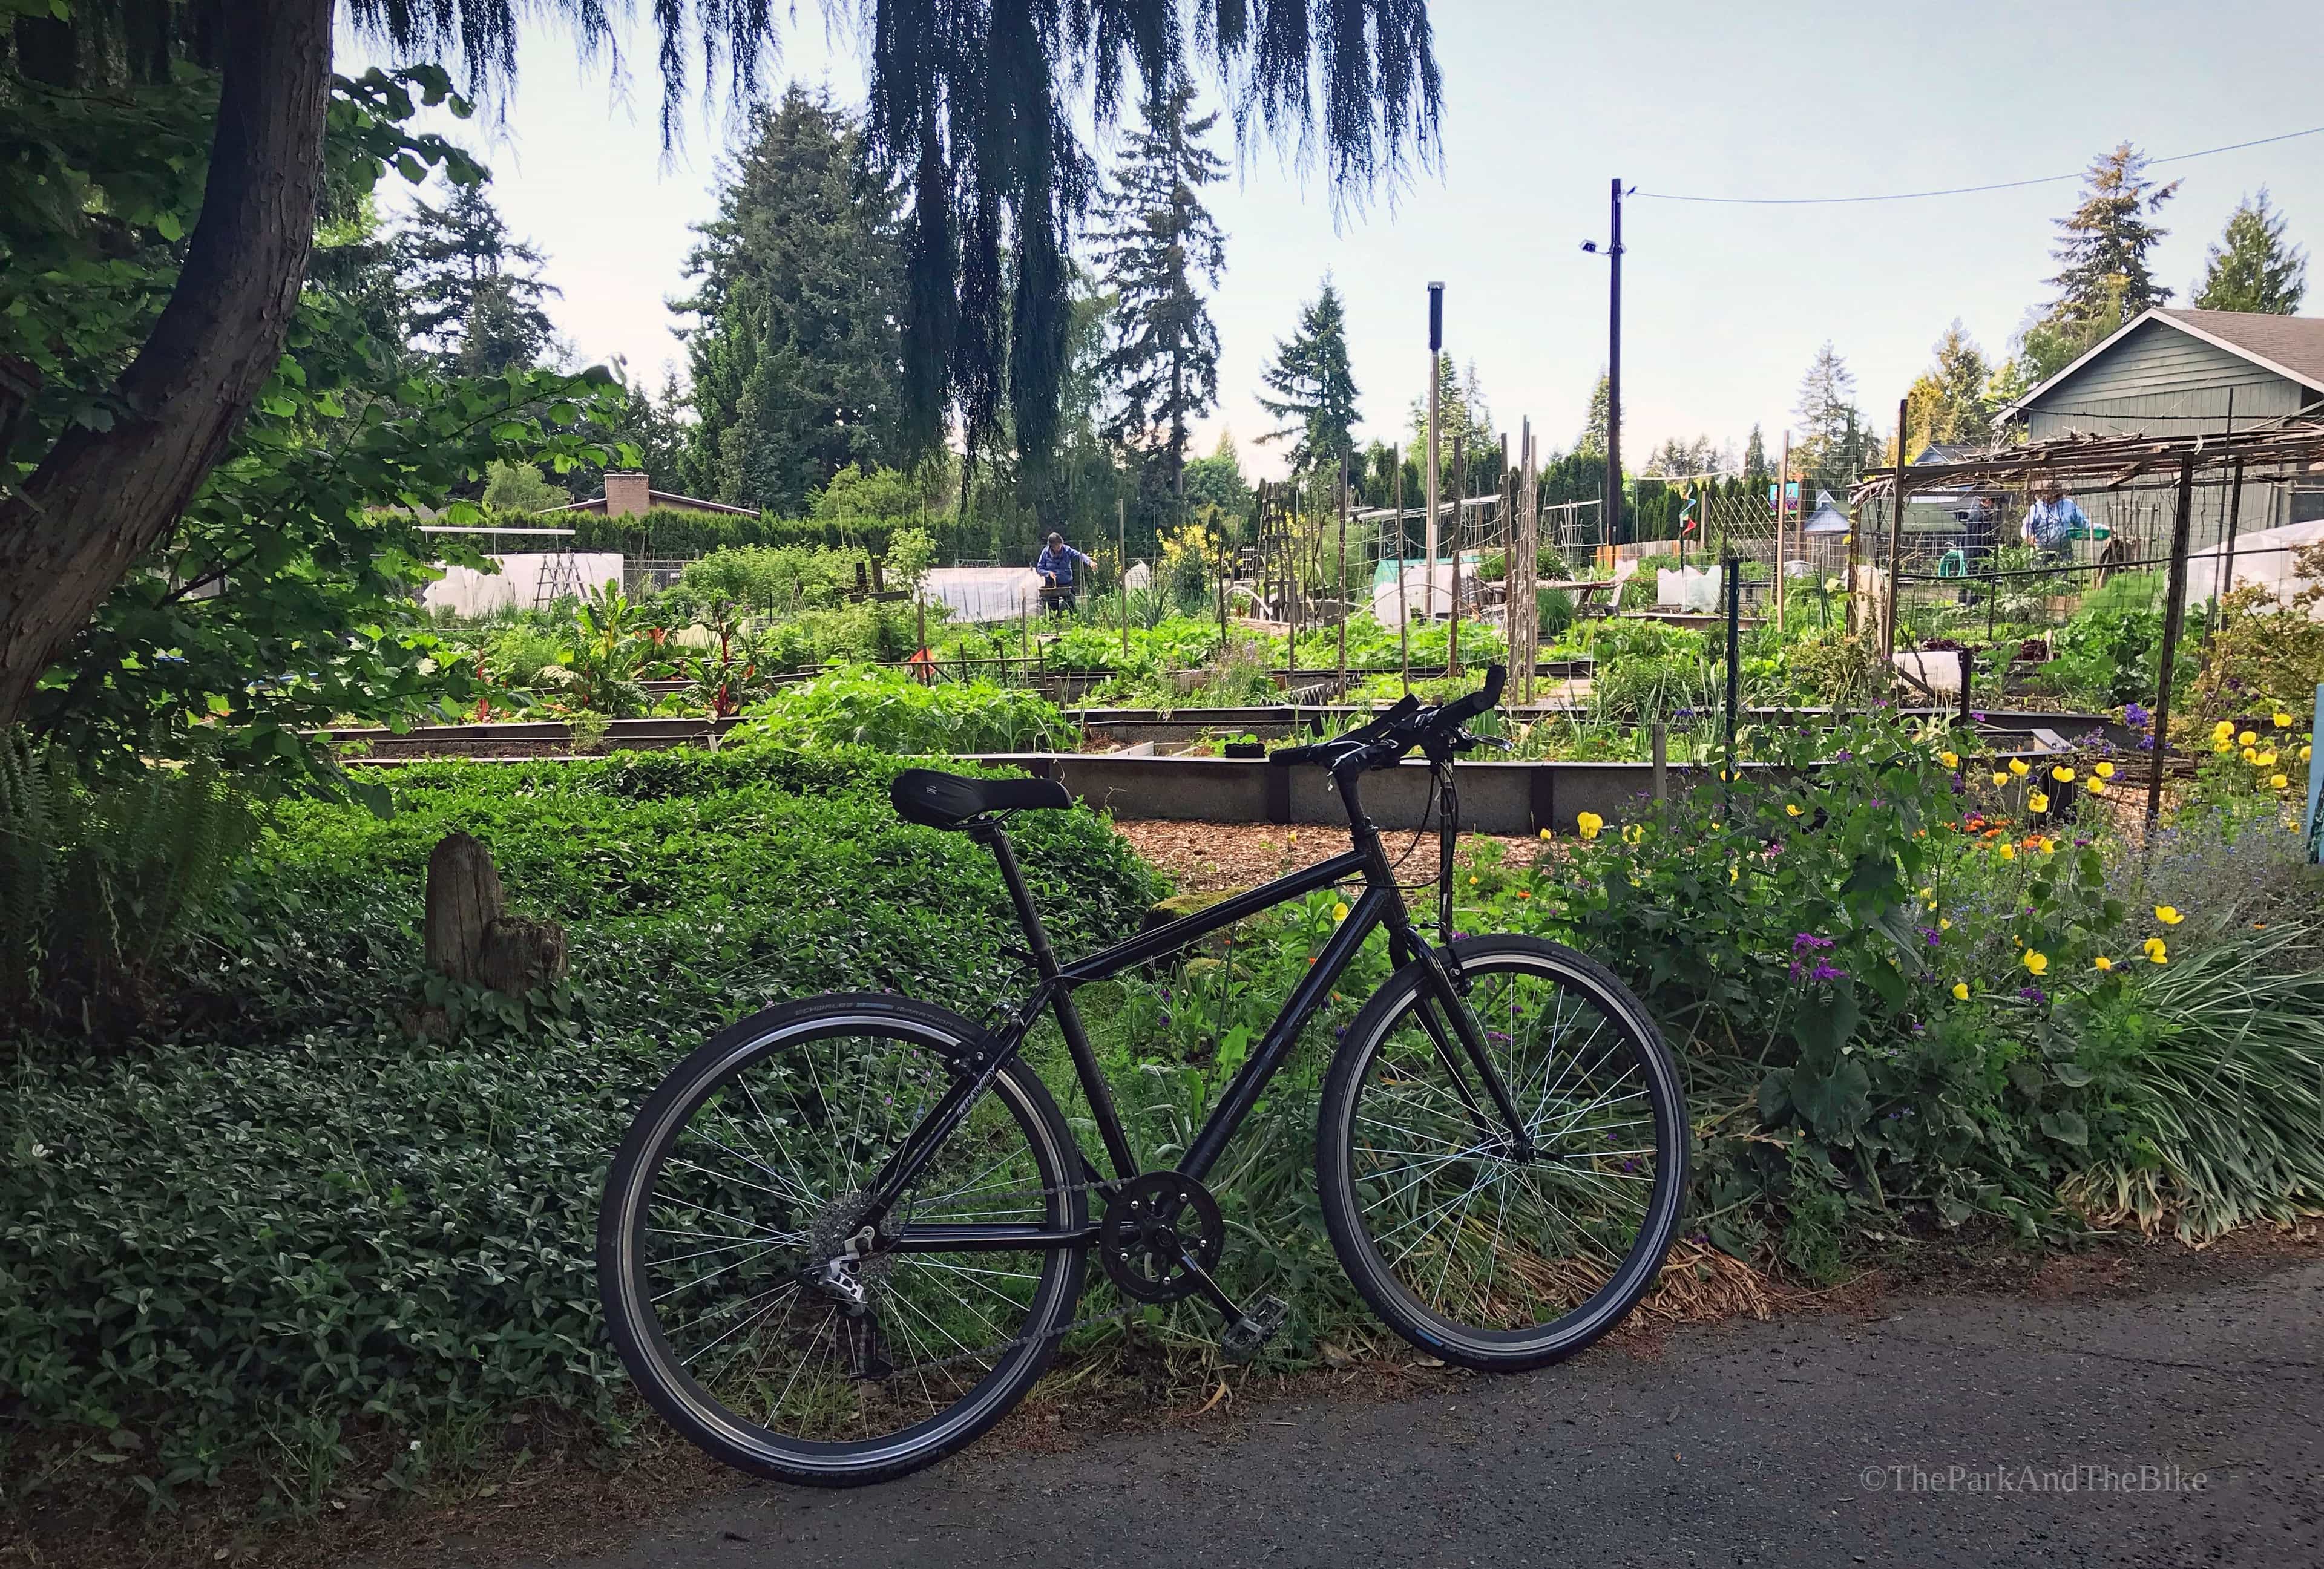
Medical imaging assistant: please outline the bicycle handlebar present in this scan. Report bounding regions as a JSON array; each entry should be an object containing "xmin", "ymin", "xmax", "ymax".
[{"xmin": 1267, "ymin": 666, "xmax": 1506, "ymax": 772}]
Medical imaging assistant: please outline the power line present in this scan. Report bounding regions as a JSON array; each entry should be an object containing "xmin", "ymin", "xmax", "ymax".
[{"xmin": 1633, "ymin": 124, "xmax": 2324, "ymax": 207}]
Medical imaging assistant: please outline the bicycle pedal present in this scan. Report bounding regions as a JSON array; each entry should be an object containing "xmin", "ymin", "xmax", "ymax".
[{"xmin": 1220, "ymin": 1294, "xmax": 1288, "ymax": 1364}]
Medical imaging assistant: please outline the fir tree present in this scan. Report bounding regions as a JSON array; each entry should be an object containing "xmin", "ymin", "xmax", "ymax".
[
  {"xmin": 396, "ymin": 182, "xmax": 560, "ymax": 375},
  {"xmin": 1903, "ymin": 319, "xmax": 1994, "ymax": 457},
  {"xmin": 1574, "ymin": 372, "xmax": 1610, "ymax": 460},
  {"xmin": 2194, "ymin": 189, "xmax": 2308, "ymax": 315},
  {"xmin": 1256, "ymin": 275, "xmax": 1361, "ymax": 478},
  {"xmin": 1094, "ymin": 70, "xmax": 1228, "ymax": 506},
  {"xmin": 2048, "ymin": 142, "xmax": 2180, "ymax": 324},
  {"xmin": 1742, "ymin": 424, "xmax": 1768, "ymax": 487},
  {"xmin": 1793, "ymin": 342, "xmax": 1863, "ymax": 475},
  {"xmin": 673, "ymin": 87, "xmax": 907, "ymax": 513}
]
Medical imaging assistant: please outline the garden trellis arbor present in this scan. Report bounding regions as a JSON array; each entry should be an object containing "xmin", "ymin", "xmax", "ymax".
[{"xmin": 1853, "ymin": 418, "xmax": 2324, "ymax": 828}]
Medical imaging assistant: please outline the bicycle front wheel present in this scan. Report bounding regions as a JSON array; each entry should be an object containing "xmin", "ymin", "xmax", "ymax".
[
  {"xmin": 598, "ymin": 994, "xmax": 1087, "ymax": 1486},
  {"xmin": 1318, "ymin": 935, "xmax": 1688, "ymax": 1371}
]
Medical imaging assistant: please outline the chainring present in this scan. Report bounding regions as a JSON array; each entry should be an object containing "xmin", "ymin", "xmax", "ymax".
[{"xmin": 1097, "ymin": 1172, "xmax": 1224, "ymax": 1303}]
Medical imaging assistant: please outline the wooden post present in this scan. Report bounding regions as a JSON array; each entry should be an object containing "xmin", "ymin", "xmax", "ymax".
[
  {"xmin": 2146, "ymin": 457, "xmax": 2198, "ymax": 834},
  {"xmin": 1650, "ymin": 720, "xmax": 1667, "ymax": 808},
  {"xmin": 1722, "ymin": 557, "xmax": 1742, "ymax": 807},
  {"xmin": 1394, "ymin": 445, "xmax": 1410, "ymax": 695},
  {"xmin": 1884, "ymin": 397, "xmax": 1910, "ymax": 658},
  {"xmin": 1118, "ymin": 494, "xmax": 1129, "ymax": 661},
  {"xmin": 1776, "ymin": 431, "xmax": 1791, "ymax": 634},
  {"xmin": 1449, "ymin": 432, "xmax": 1466, "ymax": 676}
]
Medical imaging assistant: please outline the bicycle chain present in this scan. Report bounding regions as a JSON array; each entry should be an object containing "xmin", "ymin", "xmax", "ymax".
[{"xmin": 855, "ymin": 1173, "xmax": 1154, "ymax": 1378}]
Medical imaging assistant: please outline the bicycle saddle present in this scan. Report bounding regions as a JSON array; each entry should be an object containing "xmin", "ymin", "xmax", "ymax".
[{"xmin": 890, "ymin": 768, "xmax": 1074, "ymax": 829}]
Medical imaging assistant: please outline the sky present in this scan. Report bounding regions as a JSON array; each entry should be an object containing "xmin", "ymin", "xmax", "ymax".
[{"xmin": 357, "ymin": 0, "xmax": 2324, "ymax": 485}]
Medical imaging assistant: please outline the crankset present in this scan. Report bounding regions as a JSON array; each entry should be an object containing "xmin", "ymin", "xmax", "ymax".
[{"xmin": 1098, "ymin": 1172, "xmax": 1224, "ymax": 1302}]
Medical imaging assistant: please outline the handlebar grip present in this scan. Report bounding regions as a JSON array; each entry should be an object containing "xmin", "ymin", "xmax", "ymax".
[{"xmin": 1436, "ymin": 663, "xmax": 1508, "ymax": 728}]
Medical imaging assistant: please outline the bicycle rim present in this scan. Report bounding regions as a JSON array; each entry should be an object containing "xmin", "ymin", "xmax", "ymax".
[
  {"xmin": 602, "ymin": 1004, "xmax": 1084, "ymax": 1481},
  {"xmin": 1322, "ymin": 940, "xmax": 1686, "ymax": 1366}
]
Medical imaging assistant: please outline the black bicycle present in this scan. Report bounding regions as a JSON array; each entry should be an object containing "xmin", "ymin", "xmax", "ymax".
[{"xmin": 598, "ymin": 665, "xmax": 1689, "ymax": 1485}]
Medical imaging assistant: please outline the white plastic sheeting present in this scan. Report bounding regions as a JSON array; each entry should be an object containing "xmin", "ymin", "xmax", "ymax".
[
  {"xmin": 1655, "ymin": 566, "xmax": 1723, "ymax": 612},
  {"xmin": 922, "ymin": 565, "xmax": 1045, "ymax": 624},
  {"xmin": 2188, "ymin": 519, "xmax": 2324, "ymax": 613},
  {"xmin": 421, "ymin": 553, "xmax": 622, "ymax": 617},
  {"xmin": 1367, "ymin": 560, "xmax": 1456, "ymax": 623}
]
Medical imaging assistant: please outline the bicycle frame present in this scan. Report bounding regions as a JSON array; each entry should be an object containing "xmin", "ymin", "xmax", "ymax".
[{"xmin": 864, "ymin": 766, "xmax": 1533, "ymax": 1254}]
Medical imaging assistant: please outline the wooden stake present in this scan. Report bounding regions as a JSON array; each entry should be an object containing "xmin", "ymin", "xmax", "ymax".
[
  {"xmin": 1449, "ymin": 432, "xmax": 1466, "ymax": 677},
  {"xmin": 1884, "ymin": 396, "xmax": 1909, "ymax": 657},
  {"xmin": 1776, "ymin": 430, "xmax": 1790, "ymax": 634},
  {"xmin": 1337, "ymin": 453, "xmax": 1350, "ymax": 702},
  {"xmin": 2146, "ymin": 457, "xmax": 2197, "ymax": 834},
  {"xmin": 1394, "ymin": 445, "xmax": 1410, "ymax": 695}
]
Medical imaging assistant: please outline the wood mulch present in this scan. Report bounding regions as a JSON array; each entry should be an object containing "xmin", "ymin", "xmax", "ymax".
[{"xmin": 1110, "ymin": 819, "xmax": 1549, "ymax": 893}]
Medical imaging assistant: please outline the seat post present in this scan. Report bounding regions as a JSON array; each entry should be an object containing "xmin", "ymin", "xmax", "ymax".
[{"xmin": 975, "ymin": 824, "xmax": 1062, "ymax": 979}]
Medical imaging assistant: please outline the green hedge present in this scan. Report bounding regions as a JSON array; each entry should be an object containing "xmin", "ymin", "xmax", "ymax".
[
  {"xmin": 0, "ymin": 744, "xmax": 1161, "ymax": 1507},
  {"xmin": 554, "ymin": 508, "xmax": 898, "ymax": 558}
]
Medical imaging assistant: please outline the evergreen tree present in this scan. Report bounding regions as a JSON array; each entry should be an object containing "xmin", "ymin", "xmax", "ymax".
[
  {"xmin": 1902, "ymin": 319, "xmax": 1994, "ymax": 457},
  {"xmin": 673, "ymin": 87, "xmax": 907, "ymax": 513},
  {"xmin": 1742, "ymin": 424, "xmax": 1768, "ymax": 487},
  {"xmin": 1408, "ymin": 357, "xmax": 1496, "ymax": 465},
  {"xmin": 1574, "ymin": 372, "xmax": 1610, "ymax": 460},
  {"xmin": 1793, "ymin": 342, "xmax": 1863, "ymax": 475},
  {"xmin": 1093, "ymin": 70, "xmax": 1229, "ymax": 505},
  {"xmin": 2194, "ymin": 189, "xmax": 2308, "ymax": 314},
  {"xmin": 1256, "ymin": 275, "xmax": 1361, "ymax": 477},
  {"xmin": 396, "ymin": 182, "xmax": 560, "ymax": 375},
  {"xmin": 2048, "ymin": 142, "xmax": 2180, "ymax": 324}
]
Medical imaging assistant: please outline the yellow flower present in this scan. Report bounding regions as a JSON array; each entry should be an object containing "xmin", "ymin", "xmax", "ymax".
[
  {"xmin": 1991, "ymin": 771, "xmax": 2009, "ymax": 787},
  {"xmin": 2028, "ymin": 791, "xmax": 2050, "ymax": 813},
  {"xmin": 2142, "ymin": 936, "xmax": 2168, "ymax": 965},
  {"xmin": 2022, "ymin": 950, "xmax": 2049, "ymax": 976},
  {"xmin": 1332, "ymin": 902, "xmax": 1350, "ymax": 922},
  {"xmin": 2216, "ymin": 740, "xmax": 2234, "ymax": 754},
  {"xmin": 1939, "ymin": 917, "xmax": 1952, "ymax": 930},
  {"xmin": 2009, "ymin": 758, "xmax": 2029, "ymax": 776},
  {"xmin": 2039, "ymin": 837, "xmax": 2058, "ymax": 854},
  {"xmin": 2052, "ymin": 765, "xmax": 2075, "ymax": 784},
  {"xmin": 2212, "ymin": 719, "xmax": 2234, "ymax": 739},
  {"xmin": 1940, "ymin": 750, "xmax": 1959, "ymax": 770},
  {"xmin": 2274, "ymin": 712, "xmax": 2294, "ymax": 729},
  {"xmin": 2094, "ymin": 761, "xmax": 2115, "ymax": 779},
  {"xmin": 1622, "ymin": 822, "xmax": 1644, "ymax": 845},
  {"xmin": 2087, "ymin": 778, "xmax": 2106, "ymax": 795},
  {"xmin": 1785, "ymin": 803, "xmax": 1803, "ymax": 817},
  {"xmin": 1728, "ymin": 864, "xmax": 1739, "ymax": 883},
  {"xmin": 1951, "ymin": 981, "xmax": 1970, "ymax": 1001},
  {"xmin": 2256, "ymin": 750, "xmax": 2277, "ymax": 768},
  {"xmin": 2242, "ymin": 746, "xmax": 2259, "ymax": 762},
  {"xmin": 2273, "ymin": 773, "xmax": 2290, "ymax": 790},
  {"xmin": 1468, "ymin": 874, "xmax": 1479, "ymax": 886},
  {"xmin": 1997, "ymin": 842, "xmax": 2017, "ymax": 861},
  {"xmin": 2093, "ymin": 955, "xmax": 2113, "ymax": 971},
  {"xmin": 2154, "ymin": 905, "xmax": 2184, "ymax": 925},
  {"xmin": 1540, "ymin": 828, "xmax": 1552, "ymax": 840},
  {"xmin": 2304, "ymin": 744, "xmax": 2314, "ymax": 762},
  {"xmin": 2240, "ymin": 730, "xmax": 2257, "ymax": 747},
  {"xmin": 1575, "ymin": 811, "xmax": 1604, "ymax": 840}
]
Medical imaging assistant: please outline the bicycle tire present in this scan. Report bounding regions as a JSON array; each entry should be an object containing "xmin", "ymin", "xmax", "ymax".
[
  {"xmin": 598, "ymin": 993, "xmax": 1087, "ymax": 1486},
  {"xmin": 1317, "ymin": 935, "xmax": 1688, "ymax": 1372}
]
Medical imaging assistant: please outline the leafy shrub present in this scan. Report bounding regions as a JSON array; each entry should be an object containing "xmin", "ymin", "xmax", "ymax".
[
  {"xmin": 0, "ymin": 745, "xmax": 1161, "ymax": 1508},
  {"xmin": 1, "ymin": 739, "xmax": 265, "ymax": 1032},
  {"xmin": 2038, "ymin": 572, "xmax": 2184, "ymax": 710},
  {"xmin": 1537, "ymin": 586, "xmax": 1577, "ymax": 641},
  {"xmin": 1781, "ymin": 629, "xmax": 1888, "ymax": 707},
  {"xmin": 742, "ymin": 664, "xmax": 1078, "ymax": 753}
]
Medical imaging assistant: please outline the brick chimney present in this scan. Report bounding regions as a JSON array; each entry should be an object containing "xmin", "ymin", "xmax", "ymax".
[{"xmin": 603, "ymin": 471, "xmax": 652, "ymax": 517}]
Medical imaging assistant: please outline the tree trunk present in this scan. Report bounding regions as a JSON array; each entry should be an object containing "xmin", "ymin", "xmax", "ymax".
[
  {"xmin": 479, "ymin": 914, "xmax": 570, "ymax": 995},
  {"xmin": 425, "ymin": 833, "xmax": 506, "ymax": 987},
  {"xmin": 0, "ymin": 0, "xmax": 334, "ymax": 728}
]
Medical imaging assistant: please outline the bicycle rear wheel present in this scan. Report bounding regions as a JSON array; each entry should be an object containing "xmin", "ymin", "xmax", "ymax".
[
  {"xmin": 1317, "ymin": 935, "xmax": 1687, "ymax": 1371},
  {"xmin": 599, "ymin": 994, "xmax": 1086, "ymax": 1486}
]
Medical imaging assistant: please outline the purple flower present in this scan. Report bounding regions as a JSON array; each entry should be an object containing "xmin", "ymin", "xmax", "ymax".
[
  {"xmin": 1970, "ymin": 710, "xmax": 1988, "ymax": 722},
  {"xmin": 1810, "ymin": 961, "xmax": 1847, "ymax": 983},
  {"xmin": 2018, "ymin": 985, "xmax": 2047, "ymax": 1004},
  {"xmin": 1791, "ymin": 932, "xmax": 1836, "ymax": 952},
  {"xmin": 1918, "ymin": 926, "xmax": 1942, "ymax": 947},
  {"xmin": 2124, "ymin": 701, "xmax": 2150, "ymax": 728},
  {"xmin": 1836, "ymin": 748, "xmax": 1854, "ymax": 762}
]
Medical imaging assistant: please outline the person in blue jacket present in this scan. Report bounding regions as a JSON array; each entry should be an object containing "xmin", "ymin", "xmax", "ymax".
[
  {"xmin": 1034, "ymin": 532, "xmax": 1095, "ymax": 614},
  {"xmin": 2020, "ymin": 479, "xmax": 2089, "ymax": 564}
]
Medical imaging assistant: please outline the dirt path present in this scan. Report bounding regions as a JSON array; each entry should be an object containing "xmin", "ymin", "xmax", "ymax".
[{"xmin": 1110, "ymin": 819, "xmax": 1548, "ymax": 893}]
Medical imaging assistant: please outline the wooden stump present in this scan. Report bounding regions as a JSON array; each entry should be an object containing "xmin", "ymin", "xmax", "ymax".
[
  {"xmin": 424, "ymin": 832, "xmax": 504, "ymax": 987},
  {"xmin": 422, "ymin": 832, "xmax": 567, "ymax": 998}
]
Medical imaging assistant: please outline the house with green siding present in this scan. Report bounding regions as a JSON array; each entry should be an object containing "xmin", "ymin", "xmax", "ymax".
[{"xmin": 2001, "ymin": 308, "xmax": 2324, "ymax": 537}]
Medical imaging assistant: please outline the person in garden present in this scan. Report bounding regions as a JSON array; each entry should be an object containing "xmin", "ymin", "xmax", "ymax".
[
  {"xmin": 1034, "ymin": 531, "xmax": 1097, "ymax": 615},
  {"xmin": 2020, "ymin": 478, "xmax": 2090, "ymax": 563}
]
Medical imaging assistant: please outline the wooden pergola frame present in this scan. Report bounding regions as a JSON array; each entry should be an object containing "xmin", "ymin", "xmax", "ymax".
[{"xmin": 1852, "ymin": 418, "xmax": 2324, "ymax": 830}]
